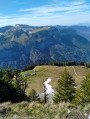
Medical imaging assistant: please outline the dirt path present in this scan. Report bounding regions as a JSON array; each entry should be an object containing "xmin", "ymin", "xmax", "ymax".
[
  {"xmin": 73, "ymin": 66, "xmax": 78, "ymax": 77},
  {"xmin": 73, "ymin": 66, "xmax": 85, "ymax": 78}
]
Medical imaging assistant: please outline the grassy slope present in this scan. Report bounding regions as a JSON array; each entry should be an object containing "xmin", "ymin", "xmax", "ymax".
[
  {"xmin": 1, "ymin": 101, "xmax": 90, "ymax": 119},
  {"xmin": 21, "ymin": 65, "xmax": 90, "ymax": 95}
]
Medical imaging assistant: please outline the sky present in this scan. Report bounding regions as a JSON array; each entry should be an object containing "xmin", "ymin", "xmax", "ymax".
[{"xmin": 0, "ymin": 0, "xmax": 90, "ymax": 27}]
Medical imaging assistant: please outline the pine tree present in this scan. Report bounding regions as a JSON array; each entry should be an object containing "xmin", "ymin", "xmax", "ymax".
[
  {"xmin": 0, "ymin": 69, "xmax": 18, "ymax": 102},
  {"xmin": 53, "ymin": 69, "xmax": 76, "ymax": 103},
  {"xmin": 72, "ymin": 73, "xmax": 90, "ymax": 106},
  {"xmin": 6, "ymin": 68, "xmax": 14, "ymax": 83},
  {"xmin": 29, "ymin": 89, "xmax": 38, "ymax": 102},
  {"xmin": 14, "ymin": 69, "xmax": 27, "ymax": 101},
  {"xmin": 0, "ymin": 68, "xmax": 27, "ymax": 102}
]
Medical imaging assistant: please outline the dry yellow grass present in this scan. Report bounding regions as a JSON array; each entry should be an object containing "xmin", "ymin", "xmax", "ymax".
[
  {"xmin": 1, "ymin": 100, "xmax": 90, "ymax": 119},
  {"xmin": 29, "ymin": 27, "xmax": 50, "ymax": 34},
  {"xmin": 21, "ymin": 65, "xmax": 90, "ymax": 95}
]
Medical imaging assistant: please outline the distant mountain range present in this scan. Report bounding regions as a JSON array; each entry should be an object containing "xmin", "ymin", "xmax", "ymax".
[{"xmin": 0, "ymin": 24, "xmax": 90, "ymax": 69}]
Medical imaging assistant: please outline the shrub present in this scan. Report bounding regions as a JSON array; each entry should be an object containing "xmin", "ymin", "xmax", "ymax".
[{"xmin": 29, "ymin": 89, "xmax": 38, "ymax": 102}]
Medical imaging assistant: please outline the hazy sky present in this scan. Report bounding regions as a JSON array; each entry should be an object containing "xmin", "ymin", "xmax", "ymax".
[{"xmin": 0, "ymin": 0, "xmax": 90, "ymax": 26}]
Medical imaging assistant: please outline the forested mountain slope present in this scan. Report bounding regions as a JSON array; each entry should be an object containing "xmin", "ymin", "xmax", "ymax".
[{"xmin": 0, "ymin": 25, "xmax": 90, "ymax": 69}]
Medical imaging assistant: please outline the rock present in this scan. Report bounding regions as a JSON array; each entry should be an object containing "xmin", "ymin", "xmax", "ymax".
[
  {"xmin": 13, "ymin": 114, "xmax": 19, "ymax": 119},
  {"xmin": 88, "ymin": 115, "xmax": 90, "ymax": 119},
  {"xmin": 0, "ymin": 116, "xmax": 4, "ymax": 119},
  {"xmin": 0, "ymin": 106, "xmax": 11, "ymax": 116},
  {"xmin": 0, "ymin": 107, "xmax": 6, "ymax": 114}
]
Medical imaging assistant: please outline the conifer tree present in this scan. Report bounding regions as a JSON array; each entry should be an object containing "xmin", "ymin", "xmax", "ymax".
[
  {"xmin": 72, "ymin": 73, "xmax": 90, "ymax": 106},
  {"xmin": 29, "ymin": 89, "xmax": 38, "ymax": 102},
  {"xmin": 0, "ymin": 69, "xmax": 18, "ymax": 102},
  {"xmin": 53, "ymin": 69, "xmax": 76, "ymax": 103},
  {"xmin": 14, "ymin": 68, "xmax": 27, "ymax": 101},
  {"xmin": 0, "ymin": 68, "xmax": 27, "ymax": 102}
]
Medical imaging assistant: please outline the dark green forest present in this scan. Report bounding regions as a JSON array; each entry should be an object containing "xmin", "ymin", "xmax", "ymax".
[{"xmin": 0, "ymin": 68, "xmax": 27, "ymax": 102}]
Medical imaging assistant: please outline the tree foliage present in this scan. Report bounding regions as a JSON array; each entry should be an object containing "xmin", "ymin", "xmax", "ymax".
[
  {"xmin": 53, "ymin": 69, "xmax": 76, "ymax": 103},
  {"xmin": 0, "ymin": 68, "xmax": 27, "ymax": 102},
  {"xmin": 29, "ymin": 89, "xmax": 38, "ymax": 102},
  {"xmin": 72, "ymin": 73, "xmax": 90, "ymax": 106}
]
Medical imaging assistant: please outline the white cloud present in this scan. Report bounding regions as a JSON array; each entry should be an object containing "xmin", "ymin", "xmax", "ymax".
[
  {"xmin": 0, "ymin": 0, "xmax": 90, "ymax": 27},
  {"xmin": 72, "ymin": 1, "xmax": 86, "ymax": 5},
  {"xmin": 20, "ymin": 5, "xmax": 88, "ymax": 14},
  {"xmin": 20, "ymin": 0, "xmax": 88, "ymax": 12}
]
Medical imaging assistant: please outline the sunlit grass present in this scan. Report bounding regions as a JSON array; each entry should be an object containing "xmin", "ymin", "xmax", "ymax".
[{"xmin": 21, "ymin": 65, "xmax": 90, "ymax": 95}]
